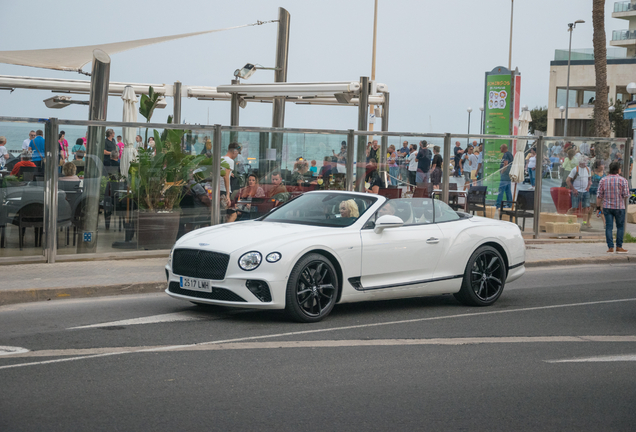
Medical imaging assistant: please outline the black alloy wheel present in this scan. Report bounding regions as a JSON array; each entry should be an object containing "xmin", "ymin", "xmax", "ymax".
[
  {"xmin": 285, "ymin": 253, "xmax": 339, "ymax": 323},
  {"xmin": 454, "ymin": 246, "xmax": 506, "ymax": 306}
]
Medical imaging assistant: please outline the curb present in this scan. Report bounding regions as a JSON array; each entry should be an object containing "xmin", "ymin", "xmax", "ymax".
[
  {"xmin": 525, "ymin": 255, "xmax": 633, "ymax": 268},
  {"xmin": 0, "ymin": 282, "xmax": 165, "ymax": 307}
]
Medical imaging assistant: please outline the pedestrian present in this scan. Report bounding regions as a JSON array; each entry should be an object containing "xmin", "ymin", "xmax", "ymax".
[
  {"xmin": 387, "ymin": 145, "xmax": 398, "ymax": 186},
  {"xmin": 397, "ymin": 140, "xmax": 410, "ymax": 185},
  {"xmin": 71, "ymin": 138, "xmax": 86, "ymax": 159},
  {"xmin": 566, "ymin": 156, "xmax": 591, "ymax": 229},
  {"xmin": 596, "ymin": 161, "xmax": 629, "ymax": 253},
  {"xmin": 116, "ymin": 135, "xmax": 125, "ymax": 159},
  {"xmin": 476, "ymin": 142, "xmax": 484, "ymax": 184},
  {"xmin": 453, "ymin": 141, "xmax": 463, "ymax": 177},
  {"xmin": 58, "ymin": 131, "xmax": 69, "ymax": 162},
  {"xmin": 527, "ymin": 148, "xmax": 537, "ymax": 188},
  {"xmin": 430, "ymin": 145, "xmax": 443, "ymax": 188},
  {"xmin": 589, "ymin": 160, "xmax": 605, "ymax": 226},
  {"xmin": 103, "ymin": 129, "xmax": 117, "ymax": 165},
  {"xmin": 407, "ymin": 144, "xmax": 418, "ymax": 190},
  {"xmin": 221, "ymin": 142, "xmax": 240, "ymax": 222},
  {"xmin": 561, "ymin": 148, "xmax": 578, "ymax": 188},
  {"xmin": 0, "ymin": 136, "xmax": 9, "ymax": 170},
  {"xmin": 29, "ymin": 130, "xmax": 45, "ymax": 169},
  {"xmin": 23, "ymin": 130, "xmax": 35, "ymax": 151},
  {"xmin": 415, "ymin": 140, "xmax": 432, "ymax": 184},
  {"xmin": 461, "ymin": 145, "xmax": 479, "ymax": 190},
  {"xmin": 496, "ymin": 144, "xmax": 514, "ymax": 209}
]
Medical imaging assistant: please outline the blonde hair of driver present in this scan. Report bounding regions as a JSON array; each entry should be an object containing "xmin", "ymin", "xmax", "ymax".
[{"xmin": 340, "ymin": 199, "xmax": 359, "ymax": 218}]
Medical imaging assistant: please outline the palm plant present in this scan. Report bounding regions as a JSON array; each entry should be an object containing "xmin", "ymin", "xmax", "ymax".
[
  {"xmin": 139, "ymin": 86, "xmax": 161, "ymax": 146},
  {"xmin": 128, "ymin": 128, "xmax": 229, "ymax": 211}
]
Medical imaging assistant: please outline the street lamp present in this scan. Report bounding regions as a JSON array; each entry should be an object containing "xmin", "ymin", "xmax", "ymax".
[
  {"xmin": 467, "ymin": 107, "xmax": 473, "ymax": 146},
  {"xmin": 564, "ymin": 19, "xmax": 586, "ymax": 137}
]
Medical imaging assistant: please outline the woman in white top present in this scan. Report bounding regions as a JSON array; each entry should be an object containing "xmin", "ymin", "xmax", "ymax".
[
  {"xmin": 0, "ymin": 136, "xmax": 9, "ymax": 170},
  {"xmin": 527, "ymin": 147, "xmax": 537, "ymax": 187},
  {"xmin": 407, "ymin": 144, "xmax": 418, "ymax": 191}
]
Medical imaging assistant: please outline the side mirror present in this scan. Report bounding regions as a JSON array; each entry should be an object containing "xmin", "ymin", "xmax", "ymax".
[{"xmin": 374, "ymin": 214, "xmax": 404, "ymax": 234}]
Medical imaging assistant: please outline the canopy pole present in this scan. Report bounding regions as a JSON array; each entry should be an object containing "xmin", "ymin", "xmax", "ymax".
[
  {"xmin": 355, "ymin": 76, "xmax": 370, "ymax": 192},
  {"xmin": 173, "ymin": 81, "xmax": 182, "ymax": 124},
  {"xmin": 77, "ymin": 49, "xmax": 110, "ymax": 254},
  {"xmin": 271, "ymin": 7, "xmax": 290, "ymax": 169}
]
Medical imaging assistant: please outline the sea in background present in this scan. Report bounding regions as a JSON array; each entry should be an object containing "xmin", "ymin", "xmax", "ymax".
[{"xmin": 0, "ymin": 120, "xmax": 446, "ymax": 172}]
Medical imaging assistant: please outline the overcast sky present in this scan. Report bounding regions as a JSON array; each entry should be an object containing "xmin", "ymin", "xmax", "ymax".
[{"xmin": 0, "ymin": 0, "xmax": 626, "ymax": 134}]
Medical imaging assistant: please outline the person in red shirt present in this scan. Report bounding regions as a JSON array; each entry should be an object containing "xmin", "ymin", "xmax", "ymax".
[{"xmin": 11, "ymin": 151, "xmax": 36, "ymax": 176}]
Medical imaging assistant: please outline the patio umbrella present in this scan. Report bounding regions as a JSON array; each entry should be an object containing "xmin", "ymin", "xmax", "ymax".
[
  {"xmin": 509, "ymin": 109, "xmax": 533, "ymax": 198},
  {"xmin": 120, "ymin": 86, "xmax": 138, "ymax": 178}
]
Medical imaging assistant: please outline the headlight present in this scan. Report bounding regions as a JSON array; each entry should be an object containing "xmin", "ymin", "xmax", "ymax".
[
  {"xmin": 239, "ymin": 251, "xmax": 262, "ymax": 271},
  {"xmin": 266, "ymin": 252, "xmax": 282, "ymax": 263}
]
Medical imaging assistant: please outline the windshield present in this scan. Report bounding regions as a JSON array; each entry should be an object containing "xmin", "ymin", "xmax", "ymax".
[{"xmin": 261, "ymin": 193, "xmax": 378, "ymax": 227}]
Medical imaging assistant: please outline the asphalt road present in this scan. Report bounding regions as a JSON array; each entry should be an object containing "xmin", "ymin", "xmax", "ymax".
[{"xmin": 1, "ymin": 264, "xmax": 636, "ymax": 431}]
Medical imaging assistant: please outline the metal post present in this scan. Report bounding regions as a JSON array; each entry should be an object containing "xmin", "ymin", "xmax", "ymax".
[
  {"xmin": 533, "ymin": 136, "xmax": 544, "ymax": 239},
  {"xmin": 173, "ymin": 81, "xmax": 182, "ymax": 124},
  {"xmin": 623, "ymin": 139, "xmax": 632, "ymax": 205},
  {"xmin": 44, "ymin": 118, "xmax": 59, "ymax": 263},
  {"xmin": 346, "ymin": 129, "xmax": 355, "ymax": 191},
  {"xmin": 271, "ymin": 8, "xmax": 290, "ymax": 168},
  {"xmin": 564, "ymin": 24, "xmax": 574, "ymax": 137},
  {"xmin": 77, "ymin": 49, "xmax": 110, "ymax": 254},
  {"xmin": 442, "ymin": 133, "xmax": 451, "ymax": 204},
  {"xmin": 211, "ymin": 124, "xmax": 222, "ymax": 226},
  {"xmin": 368, "ymin": 0, "xmax": 378, "ymax": 133},
  {"xmin": 230, "ymin": 79, "xmax": 240, "ymax": 144},
  {"xmin": 380, "ymin": 92, "xmax": 390, "ymax": 183},
  {"xmin": 272, "ymin": 7, "xmax": 290, "ymax": 129},
  {"xmin": 466, "ymin": 111, "xmax": 471, "ymax": 146},
  {"xmin": 356, "ymin": 77, "xmax": 370, "ymax": 192},
  {"xmin": 508, "ymin": 0, "xmax": 514, "ymax": 70}
]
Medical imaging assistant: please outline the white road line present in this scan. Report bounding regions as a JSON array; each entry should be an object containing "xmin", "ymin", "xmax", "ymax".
[
  {"xmin": 4, "ymin": 336, "xmax": 636, "ymax": 361},
  {"xmin": 546, "ymin": 354, "xmax": 636, "ymax": 363},
  {"xmin": 3, "ymin": 296, "xmax": 636, "ymax": 370},
  {"xmin": 67, "ymin": 312, "xmax": 206, "ymax": 329}
]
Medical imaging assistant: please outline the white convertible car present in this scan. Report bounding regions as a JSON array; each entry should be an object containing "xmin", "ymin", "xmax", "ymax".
[{"xmin": 166, "ymin": 191, "xmax": 525, "ymax": 322}]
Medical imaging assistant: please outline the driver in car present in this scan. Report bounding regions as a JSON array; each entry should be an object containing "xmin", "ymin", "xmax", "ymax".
[{"xmin": 377, "ymin": 202, "xmax": 396, "ymax": 217}]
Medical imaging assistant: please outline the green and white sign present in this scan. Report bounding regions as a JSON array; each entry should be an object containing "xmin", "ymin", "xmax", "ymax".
[{"xmin": 483, "ymin": 69, "xmax": 513, "ymax": 197}]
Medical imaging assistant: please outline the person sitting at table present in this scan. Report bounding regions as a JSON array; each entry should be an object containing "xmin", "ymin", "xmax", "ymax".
[
  {"xmin": 60, "ymin": 162, "xmax": 80, "ymax": 181},
  {"xmin": 339, "ymin": 199, "xmax": 359, "ymax": 219},
  {"xmin": 11, "ymin": 151, "xmax": 36, "ymax": 176},
  {"xmin": 291, "ymin": 160, "xmax": 310, "ymax": 186},
  {"xmin": 71, "ymin": 150, "xmax": 86, "ymax": 170},
  {"xmin": 234, "ymin": 173, "xmax": 266, "ymax": 221},
  {"xmin": 0, "ymin": 136, "xmax": 9, "ymax": 165}
]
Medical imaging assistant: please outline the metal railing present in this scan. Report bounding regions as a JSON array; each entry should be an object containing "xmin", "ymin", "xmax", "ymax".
[{"xmin": 0, "ymin": 116, "xmax": 632, "ymax": 264}]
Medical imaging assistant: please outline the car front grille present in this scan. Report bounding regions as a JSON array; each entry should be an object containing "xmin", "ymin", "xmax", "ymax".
[
  {"xmin": 172, "ymin": 249, "xmax": 230, "ymax": 280},
  {"xmin": 168, "ymin": 282, "xmax": 247, "ymax": 302}
]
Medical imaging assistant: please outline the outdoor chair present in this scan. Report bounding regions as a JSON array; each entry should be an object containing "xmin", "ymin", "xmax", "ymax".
[
  {"xmin": 378, "ymin": 188, "xmax": 401, "ymax": 199},
  {"xmin": 500, "ymin": 189, "xmax": 535, "ymax": 231},
  {"xmin": 466, "ymin": 186, "xmax": 487, "ymax": 217},
  {"xmin": 18, "ymin": 166, "xmax": 38, "ymax": 182},
  {"xmin": 413, "ymin": 184, "xmax": 431, "ymax": 198},
  {"xmin": 447, "ymin": 182, "xmax": 462, "ymax": 211}
]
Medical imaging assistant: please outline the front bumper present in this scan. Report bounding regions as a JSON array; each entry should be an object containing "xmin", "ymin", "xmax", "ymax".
[{"xmin": 165, "ymin": 264, "xmax": 287, "ymax": 310}]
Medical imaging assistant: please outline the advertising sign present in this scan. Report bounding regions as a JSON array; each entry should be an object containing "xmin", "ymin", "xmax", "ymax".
[{"xmin": 482, "ymin": 66, "xmax": 518, "ymax": 198}]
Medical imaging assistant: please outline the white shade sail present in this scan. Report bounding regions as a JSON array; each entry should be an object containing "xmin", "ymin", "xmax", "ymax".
[{"xmin": 0, "ymin": 21, "xmax": 274, "ymax": 73}]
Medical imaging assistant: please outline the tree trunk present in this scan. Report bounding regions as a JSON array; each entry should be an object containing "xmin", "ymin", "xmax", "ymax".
[{"xmin": 593, "ymin": 0, "xmax": 610, "ymax": 137}]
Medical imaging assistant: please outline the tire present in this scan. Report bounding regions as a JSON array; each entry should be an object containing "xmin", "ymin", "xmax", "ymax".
[
  {"xmin": 454, "ymin": 246, "xmax": 506, "ymax": 306},
  {"xmin": 285, "ymin": 253, "xmax": 339, "ymax": 323}
]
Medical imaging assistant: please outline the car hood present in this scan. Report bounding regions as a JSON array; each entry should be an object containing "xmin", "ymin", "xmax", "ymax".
[{"xmin": 175, "ymin": 221, "xmax": 328, "ymax": 254}]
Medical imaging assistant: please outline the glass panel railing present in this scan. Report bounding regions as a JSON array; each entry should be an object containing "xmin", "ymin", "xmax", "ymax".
[
  {"xmin": 0, "ymin": 121, "xmax": 50, "ymax": 258},
  {"xmin": 614, "ymin": 1, "xmax": 632, "ymax": 12},
  {"xmin": 612, "ymin": 29, "xmax": 636, "ymax": 41},
  {"xmin": 540, "ymin": 138, "xmax": 628, "ymax": 238}
]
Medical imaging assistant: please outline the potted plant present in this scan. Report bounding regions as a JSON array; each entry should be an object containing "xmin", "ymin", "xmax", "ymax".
[{"xmin": 128, "ymin": 128, "xmax": 228, "ymax": 249}]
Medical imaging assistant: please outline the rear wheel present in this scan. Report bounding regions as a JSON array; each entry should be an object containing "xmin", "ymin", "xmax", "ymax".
[
  {"xmin": 454, "ymin": 246, "xmax": 506, "ymax": 306},
  {"xmin": 285, "ymin": 253, "xmax": 339, "ymax": 323}
]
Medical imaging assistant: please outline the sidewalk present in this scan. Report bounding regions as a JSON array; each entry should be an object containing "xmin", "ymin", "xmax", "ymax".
[{"xmin": 1, "ymin": 243, "xmax": 635, "ymax": 307}]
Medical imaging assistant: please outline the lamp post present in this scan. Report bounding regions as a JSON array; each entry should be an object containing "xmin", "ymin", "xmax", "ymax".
[
  {"xmin": 479, "ymin": 105, "xmax": 485, "ymax": 136},
  {"xmin": 564, "ymin": 19, "xmax": 586, "ymax": 137},
  {"xmin": 467, "ymin": 107, "xmax": 473, "ymax": 146}
]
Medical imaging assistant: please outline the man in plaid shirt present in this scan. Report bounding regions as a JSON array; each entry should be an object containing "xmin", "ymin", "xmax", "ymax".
[{"xmin": 596, "ymin": 161, "xmax": 630, "ymax": 253}]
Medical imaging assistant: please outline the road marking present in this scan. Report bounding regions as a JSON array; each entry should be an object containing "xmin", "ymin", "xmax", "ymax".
[
  {"xmin": 3, "ymin": 296, "xmax": 636, "ymax": 370},
  {"xmin": 67, "ymin": 312, "xmax": 206, "ymax": 329},
  {"xmin": 3, "ymin": 336, "xmax": 636, "ymax": 361},
  {"xmin": 546, "ymin": 354, "xmax": 636, "ymax": 363},
  {"xmin": 0, "ymin": 346, "xmax": 30, "ymax": 356}
]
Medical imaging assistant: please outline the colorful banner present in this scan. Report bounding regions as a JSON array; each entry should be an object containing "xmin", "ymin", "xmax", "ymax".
[{"xmin": 483, "ymin": 69, "xmax": 513, "ymax": 198}]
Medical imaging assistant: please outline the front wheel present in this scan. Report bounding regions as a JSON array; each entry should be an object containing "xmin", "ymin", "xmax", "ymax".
[
  {"xmin": 285, "ymin": 253, "xmax": 339, "ymax": 323},
  {"xmin": 454, "ymin": 246, "xmax": 506, "ymax": 306}
]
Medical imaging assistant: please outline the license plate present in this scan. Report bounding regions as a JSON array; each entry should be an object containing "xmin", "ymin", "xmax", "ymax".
[{"xmin": 180, "ymin": 277, "xmax": 212, "ymax": 292}]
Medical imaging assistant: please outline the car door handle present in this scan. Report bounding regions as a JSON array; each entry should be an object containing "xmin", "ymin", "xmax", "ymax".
[{"xmin": 426, "ymin": 237, "xmax": 440, "ymax": 244}]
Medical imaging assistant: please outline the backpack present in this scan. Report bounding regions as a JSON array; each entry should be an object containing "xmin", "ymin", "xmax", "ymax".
[{"xmin": 571, "ymin": 166, "xmax": 589, "ymax": 182}]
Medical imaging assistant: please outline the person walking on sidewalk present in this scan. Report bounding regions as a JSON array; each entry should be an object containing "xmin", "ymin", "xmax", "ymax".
[{"xmin": 596, "ymin": 161, "xmax": 630, "ymax": 253}]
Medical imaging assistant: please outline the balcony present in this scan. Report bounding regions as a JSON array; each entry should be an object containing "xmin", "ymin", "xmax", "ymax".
[
  {"xmin": 611, "ymin": 29, "xmax": 636, "ymax": 47},
  {"xmin": 613, "ymin": 1, "xmax": 636, "ymax": 17}
]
